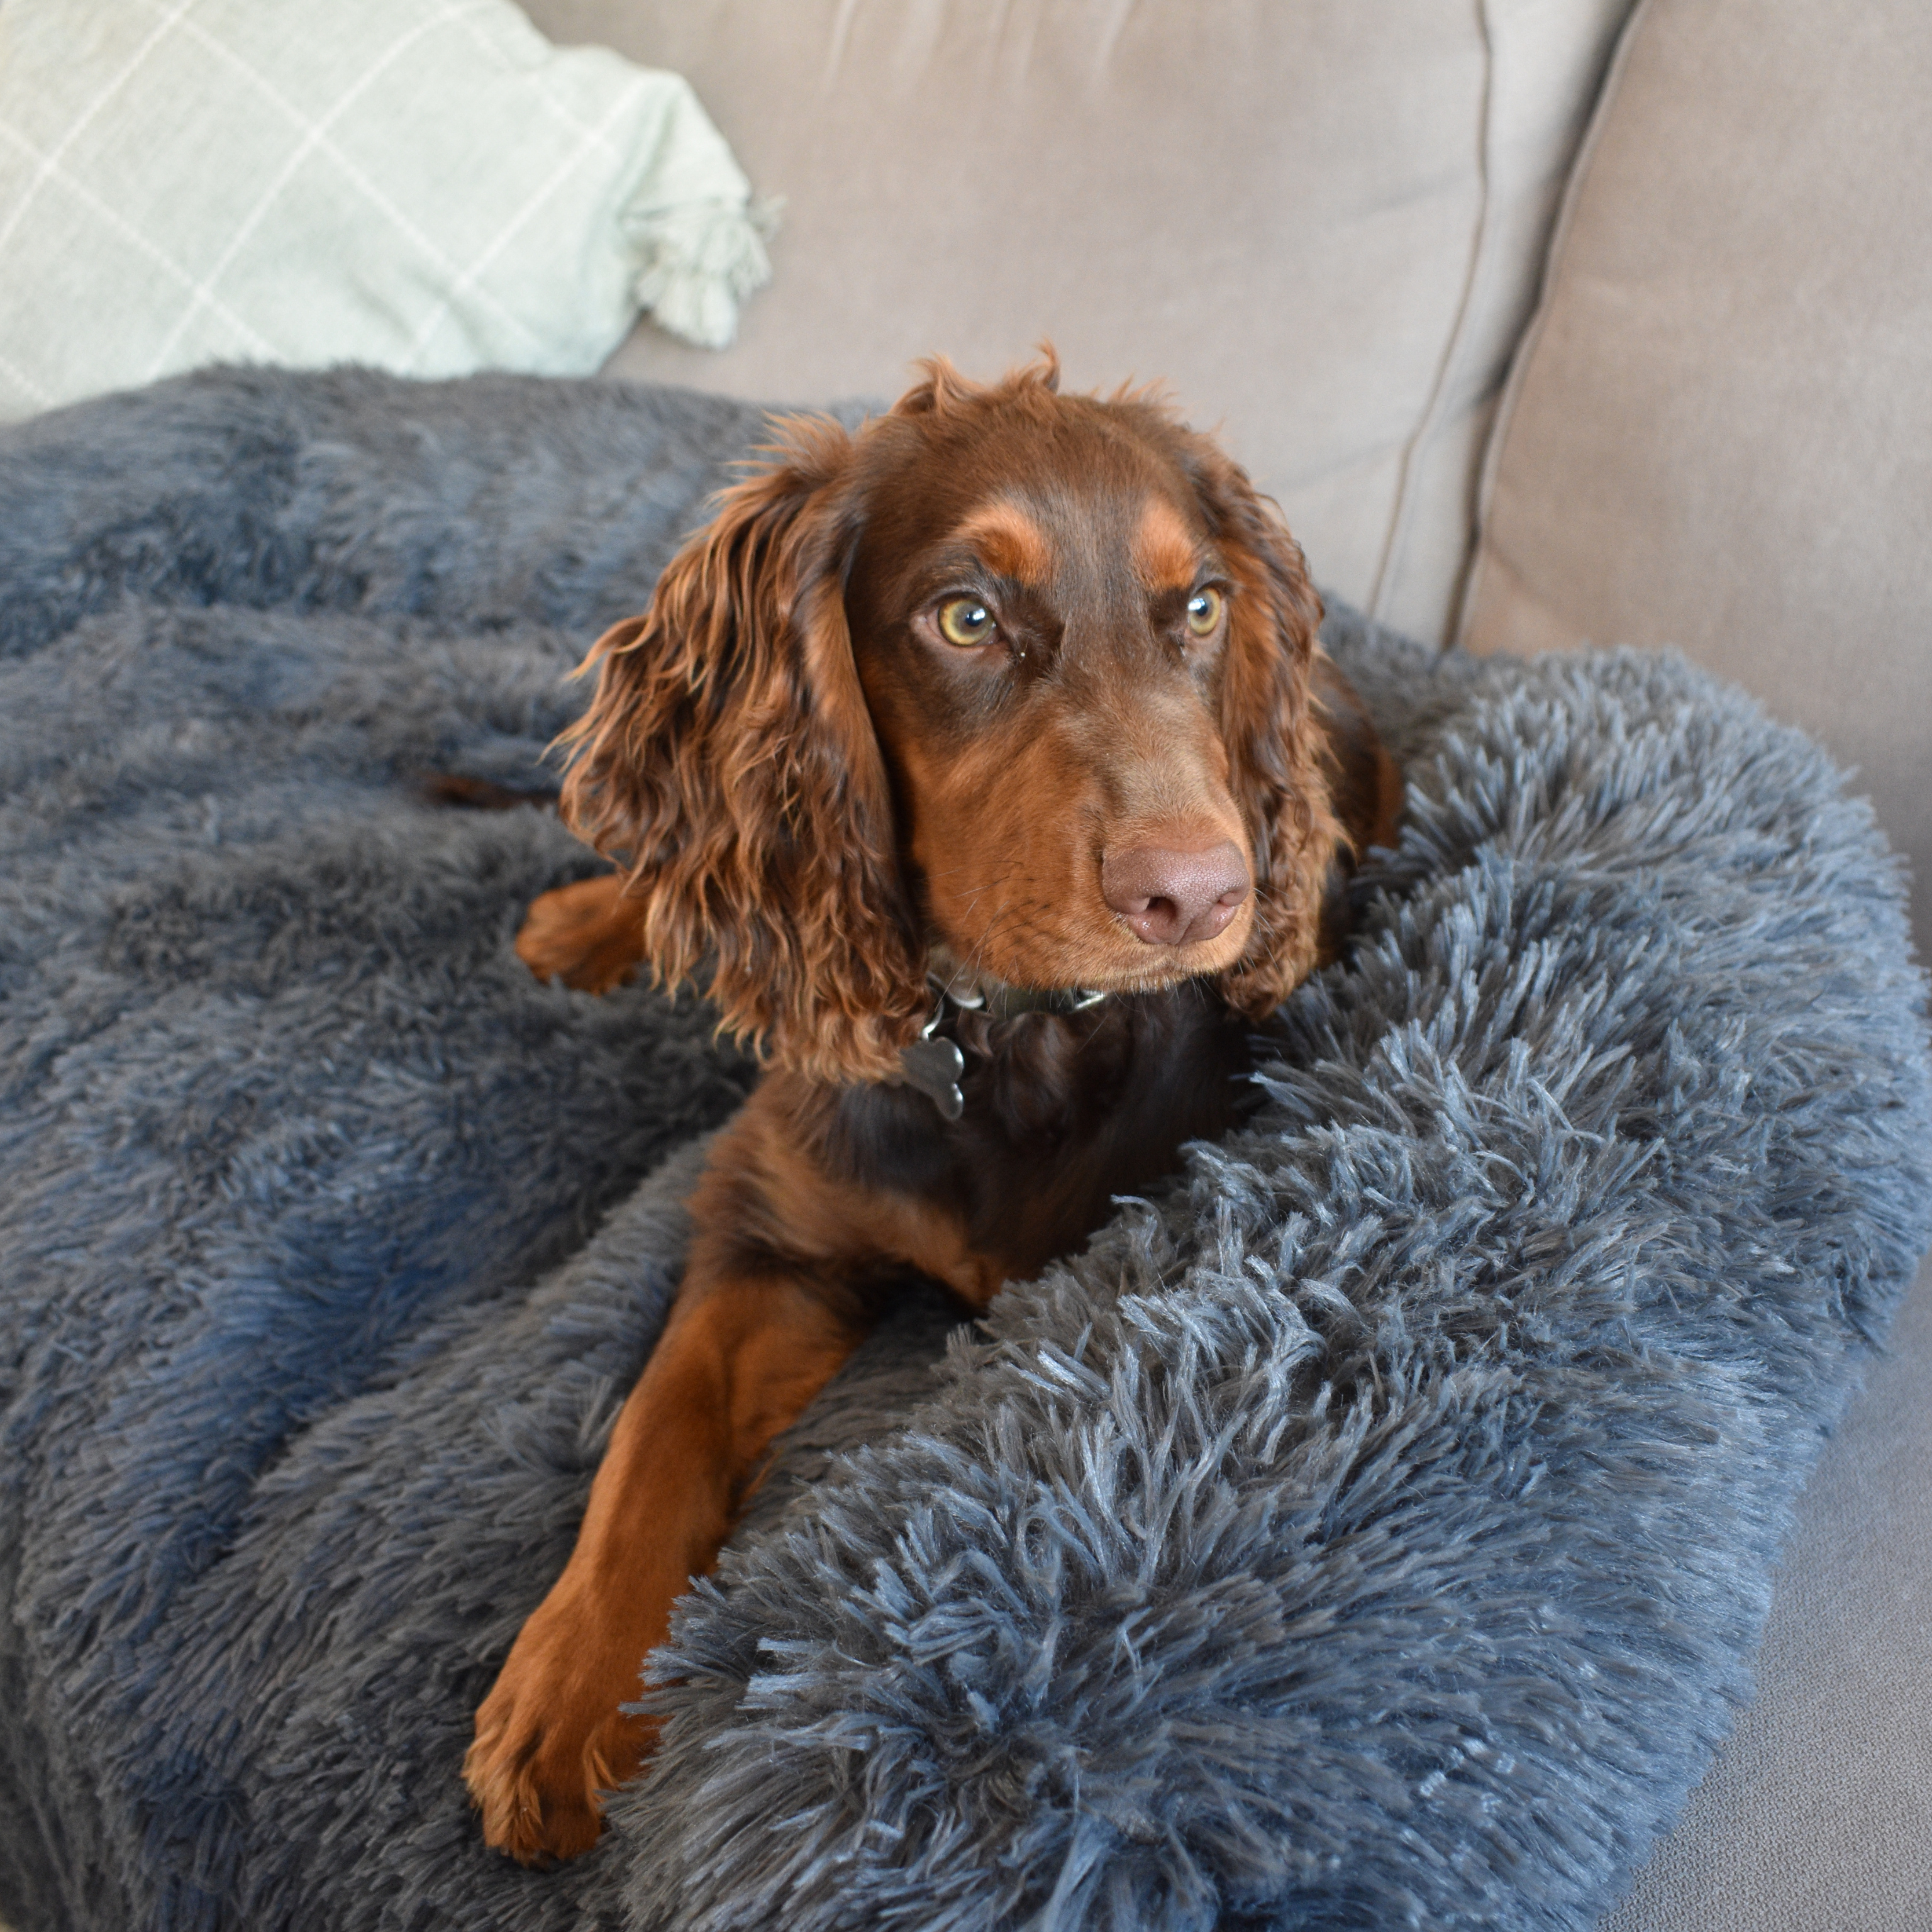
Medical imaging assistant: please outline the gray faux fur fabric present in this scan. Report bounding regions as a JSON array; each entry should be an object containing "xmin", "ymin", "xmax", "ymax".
[{"xmin": 0, "ymin": 368, "xmax": 1926, "ymax": 1932}]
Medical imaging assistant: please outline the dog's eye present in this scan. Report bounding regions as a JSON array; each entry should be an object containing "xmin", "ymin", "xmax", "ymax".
[
  {"xmin": 937, "ymin": 597, "xmax": 997, "ymax": 647},
  {"xmin": 1185, "ymin": 587, "xmax": 1225, "ymax": 637}
]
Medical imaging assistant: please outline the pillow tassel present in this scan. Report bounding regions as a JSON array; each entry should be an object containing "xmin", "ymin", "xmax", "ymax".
[{"xmin": 628, "ymin": 194, "xmax": 779, "ymax": 352}]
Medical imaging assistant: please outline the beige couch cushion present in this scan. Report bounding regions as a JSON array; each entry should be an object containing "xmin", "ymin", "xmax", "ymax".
[
  {"xmin": 521, "ymin": 0, "xmax": 1636, "ymax": 647},
  {"xmin": 1600, "ymin": 1258, "xmax": 1932, "ymax": 1932},
  {"xmin": 1462, "ymin": 0, "xmax": 1932, "ymax": 957}
]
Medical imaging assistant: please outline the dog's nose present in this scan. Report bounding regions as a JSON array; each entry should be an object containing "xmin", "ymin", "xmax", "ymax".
[{"xmin": 1102, "ymin": 840, "xmax": 1251, "ymax": 946}]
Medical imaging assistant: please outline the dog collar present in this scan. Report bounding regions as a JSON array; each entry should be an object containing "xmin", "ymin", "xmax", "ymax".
[{"xmin": 897, "ymin": 965, "xmax": 1109, "ymax": 1119}]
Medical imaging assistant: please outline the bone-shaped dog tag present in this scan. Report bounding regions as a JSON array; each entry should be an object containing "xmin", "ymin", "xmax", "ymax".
[{"xmin": 901, "ymin": 1036, "xmax": 965, "ymax": 1120}]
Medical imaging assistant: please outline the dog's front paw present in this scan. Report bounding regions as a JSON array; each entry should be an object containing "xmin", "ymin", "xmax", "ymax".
[
  {"xmin": 464, "ymin": 1589, "xmax": 660, "ymax": 1864},
  {"xmin": 514, "ymin": 874, "xmax": 646, "ymax": 994}
]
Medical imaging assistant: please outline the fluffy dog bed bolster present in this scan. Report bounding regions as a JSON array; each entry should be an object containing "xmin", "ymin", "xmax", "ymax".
[{"xmin": 0, "ymin": 367, "xmax": 1926, "ymax": 1932}]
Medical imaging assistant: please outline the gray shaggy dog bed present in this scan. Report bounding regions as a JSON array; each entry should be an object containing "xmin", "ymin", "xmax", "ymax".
[{"xmin": 1, "ymin": 367, "xmax": 1928, "ymax": 1932}]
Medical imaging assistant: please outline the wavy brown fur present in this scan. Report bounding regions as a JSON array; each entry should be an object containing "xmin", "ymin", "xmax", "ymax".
[
  {"xmin": 558, "ymin": 417, "xmax": 926, "ymax": 1087},
  {"xmin": 472, "ymin": 355, "xmax": 1397, "ymax": 1861},
  {"xmin": 557, "ymin": 354, "xmax": 1346, "ymax": 1080}
]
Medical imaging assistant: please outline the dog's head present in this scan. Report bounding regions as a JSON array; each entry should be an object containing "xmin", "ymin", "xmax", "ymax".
[{"xmin": 562, "ymin": 353, "xmax": 1345, "ymax": 1085}]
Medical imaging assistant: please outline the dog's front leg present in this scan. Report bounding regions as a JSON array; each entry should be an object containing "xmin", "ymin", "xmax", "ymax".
[{"xmin": 464, "ymin": 1243, "xmax": 862, "ymax": 1863}]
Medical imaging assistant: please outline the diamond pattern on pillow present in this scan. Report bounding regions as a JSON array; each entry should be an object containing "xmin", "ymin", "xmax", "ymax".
[{"xmin": 0, "ymin": 0, "xmax": 772, "ymax": 421}]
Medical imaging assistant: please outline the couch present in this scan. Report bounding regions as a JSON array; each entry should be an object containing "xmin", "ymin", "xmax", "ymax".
[{"xmin": 1, "ymin": 1, "xmax": 1925, "ymax": 1925}]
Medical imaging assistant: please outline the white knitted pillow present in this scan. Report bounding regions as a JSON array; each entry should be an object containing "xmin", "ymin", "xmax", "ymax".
[{"xmin": 0, "ymin": 0, "xmax": 772, "ymax": 421}]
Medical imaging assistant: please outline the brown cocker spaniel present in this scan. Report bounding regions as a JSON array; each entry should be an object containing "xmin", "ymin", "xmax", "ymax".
[{"xmin": 464, "ymin": 355, "xmax": 1401, "ymax": 1863}]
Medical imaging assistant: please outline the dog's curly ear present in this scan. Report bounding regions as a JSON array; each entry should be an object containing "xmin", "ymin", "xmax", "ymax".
[
  {"xmin": 1186, "ymin": 440, "xmax": 1347, "ymax": 1018},
  {"xmin": 558, "ymin": 418, "xmax": 928, "ymax": 1085}
]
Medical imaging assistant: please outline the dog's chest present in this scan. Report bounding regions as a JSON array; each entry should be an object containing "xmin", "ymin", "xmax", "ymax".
[{"xmin": 831, "ymin": 992, "xmax": 1255, "ymax": 1287}]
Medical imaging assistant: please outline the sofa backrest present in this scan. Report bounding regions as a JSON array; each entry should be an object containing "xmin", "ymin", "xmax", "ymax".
[
  {"xmin": 1462, "ymin": 0, "xmax": 1932, "ymax": 958},
  {"xmin": 530, "ymin": 0, "xmax": 1637, "ymax": 648}
]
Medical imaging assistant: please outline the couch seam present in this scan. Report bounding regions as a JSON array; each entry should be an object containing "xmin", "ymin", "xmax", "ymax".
[
  {"xmin": 1452, "ymin": 0, "xmax": 1659, "ymax": 653},
  {"xmin": 1367, "ymin": 0, "xmax": 1495, "ymax": 643}
]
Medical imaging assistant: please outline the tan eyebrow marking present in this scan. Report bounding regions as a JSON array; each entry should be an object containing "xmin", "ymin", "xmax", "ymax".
[
  {"xmin": 1131, "ymin": 495, "xmax": 1203, "ymax": 589},
  {"xmin": 953, "ymin": 501, "xmax": 1055, "ymax": 584}
]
